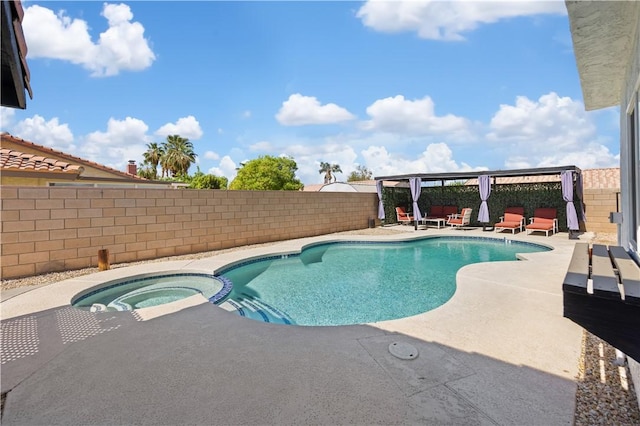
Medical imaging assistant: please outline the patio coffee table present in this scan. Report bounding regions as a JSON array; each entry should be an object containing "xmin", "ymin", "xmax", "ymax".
[{"xmin": 421, "ymin": 217, "xmax": 446, "ymax": 229}]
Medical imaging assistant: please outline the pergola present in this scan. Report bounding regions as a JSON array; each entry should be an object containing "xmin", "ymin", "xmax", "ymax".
[{"xmin": 374, "ymin": 165, "xmax": 583, "ymax": 235}]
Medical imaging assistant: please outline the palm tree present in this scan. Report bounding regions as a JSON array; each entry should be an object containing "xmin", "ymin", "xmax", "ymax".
[
  {"xmin": 137, "ymin": 162, "xmax": 157, "ymax": 179},
  {"xmin": 319, "ymin": 162, "xmax": 342, "ymax": 184},
  {"xmin": 142, "ymin": 142, "xmax": 164, "ymax": 179},
  {"xmin": 161, "ymin": 135, "xmax": 197, "ymax": 177},
  {"xmin": 319, "ymin": 162, "xmax": 331, "ymax": 184}
]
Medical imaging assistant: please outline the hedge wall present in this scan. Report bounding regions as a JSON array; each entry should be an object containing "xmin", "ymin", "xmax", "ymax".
[{"xmin": 382, "ymin": 182, "xmax": 581, "ymax": 232}]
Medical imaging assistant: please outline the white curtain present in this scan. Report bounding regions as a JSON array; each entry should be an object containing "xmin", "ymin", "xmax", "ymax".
[
  {"xmin": 376, "ymin": 180, "xmax": 385, "ymax": 220},
  {"xmin": 410, "ymin": 177, "xmax": 421, "ymax": 222},
  {"xmin": 477, "ymin": 175, "xmax": 491, "ymax": 223},
  {"xmin": 561, "ymin": 171, "xmax": 579, "ymax": 231}
]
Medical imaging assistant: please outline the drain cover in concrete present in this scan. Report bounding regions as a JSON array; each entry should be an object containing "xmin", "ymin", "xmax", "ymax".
[{"xmin": 389, "ymin": 341, "xmax": 418, "ymax": 360}]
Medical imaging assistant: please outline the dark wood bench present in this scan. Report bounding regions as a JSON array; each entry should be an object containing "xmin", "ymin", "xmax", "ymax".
[{"xmin": 562, "ymin": 243, "xmax": 640, "ymax": 361}]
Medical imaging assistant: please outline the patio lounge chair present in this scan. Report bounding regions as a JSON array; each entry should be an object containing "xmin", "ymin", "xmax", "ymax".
[
  {"xmin": 526, "ymin": 208, "xmax": 558, "ymax": 236},
  {"xmin": 494, "ymin": 207, "xmax": 525, "ymax": 234},
  {"xmin": 447, "ymin": 208, "xmax": 472, "ymax": 229},
  {"xmin": 395, "ymin": 207, "xmax": 414, "ymax": 225}
]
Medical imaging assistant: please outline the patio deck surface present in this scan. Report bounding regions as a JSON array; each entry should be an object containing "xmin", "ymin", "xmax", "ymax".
[{"xmin": 1, "ymin": 227, "xmax": 584, "ymax": 425}]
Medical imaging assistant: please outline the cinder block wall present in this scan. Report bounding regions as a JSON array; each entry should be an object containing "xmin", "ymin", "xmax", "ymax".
[
  {"xmin": 582, "ymin": 188, "xmax": 619, "ymax": 234},
  {"xmin": 0, "ymin": 186, "xmax": 378, "ymax": 279}
]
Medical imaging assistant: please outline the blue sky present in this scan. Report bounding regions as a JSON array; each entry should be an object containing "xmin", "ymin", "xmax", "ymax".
[{"xmin": 0, "ymin": 1, "xmax": 620, "ymax": 185}]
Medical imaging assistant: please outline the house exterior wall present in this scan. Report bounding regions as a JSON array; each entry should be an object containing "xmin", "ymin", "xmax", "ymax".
[
  {"xmin": 619, "ymin": 5, "xmax": 640, "ymax": 254},
  {"xmin": 1, "ymin": 175, "xmax": 77, "ymax": 186},
  {"xmin": 0, "ymin": 186, "xmax": 378, "ymax": 280},
  {"xmin": 618, "ymin": 4, "xmax": 640, "ymax": 408}
]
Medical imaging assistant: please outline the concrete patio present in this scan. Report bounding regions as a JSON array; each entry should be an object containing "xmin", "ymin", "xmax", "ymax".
[{"xmin": 1, "ymin": 227, "xmax": 584, "ymax": 425}]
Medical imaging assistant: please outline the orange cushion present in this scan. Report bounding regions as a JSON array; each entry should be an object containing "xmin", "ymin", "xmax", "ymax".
[
  {"xmin": 533, "ymin": 217, "xmax": 554, "ymax": 225},
  {"xmin": 495, "ymin": 221, "xmax": 520, "ymax": 228},
  {"xmin": 527, "ymin": 222, "xmax": 553, "ymax": 230},
  {"xmin": 504, "ymin": 213, "xmax": 522, "ymax": 223}
]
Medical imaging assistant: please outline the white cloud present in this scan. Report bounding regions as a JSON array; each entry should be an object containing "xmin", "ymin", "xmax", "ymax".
[
  {"xmin": 536, "ymin": 145, "xmax": 619, "ymax": 169},
  {"xmin": 487, "ymin": 92, "xmax": 619, "ymax": 169},
  {"xmin": 362, "ymin": 95, "xmax": 471, "ymax": 137},
  {"xmin": 208, "ymin": 155, "xmax": 237, "ymax": 180},
  {"xmin": 356, "ymin": 0, "xmax": 566, "ymax": 41},
  {"xmin": 0, "ymin": 107, "xmax": 16, "ymax": 130},
  {"xmin": 284, "ymin": 142, "xmax": 359, "ymax": 184},
  {"xmin": 362, "ymin": 142, "xmax": 483, "ymax": 177},
  {"xmin": 204, "ymin": 151, "xmax": 220, "ymax": 160},
  {"xmin": 488, "ymin": 92, "xmax": 594, "ymax": 142},
  {"xmin": 242, "ymin": 110, "xmax": 252, "ymax": 119},
  {"xmin": 506, "ymin": 145, "xmax": 620, "ymax": 170},
  {"xmin": 276, "ymin": 94, "xmax": 356, "ymax": 126},
  {"xmin": 11, "ymin": 115, "xmax": 75, "ymax": 152},
  {"xmin": 83, "ymin": 117, "xmax": 150, "ymax": 170},
  {"xmin": 155, "ymin": 116, "xmax": 203, "ymax": 140},
  {"xmin": 23, "ymin": 3, "xmax": 155, "ymax": 77}
]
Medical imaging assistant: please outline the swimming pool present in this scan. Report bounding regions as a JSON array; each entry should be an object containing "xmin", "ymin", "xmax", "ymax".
[
  {"xmin": 216, "ymin": 237, "xmax": 550, "ymax": 326},
  {"xmin": 72, "ymin": 272, "xmax": 232, "ymax": 312}
]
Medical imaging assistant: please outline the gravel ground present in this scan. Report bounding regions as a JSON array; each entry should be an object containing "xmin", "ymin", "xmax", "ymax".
[
  {"xmin": 574, "ymin": 330, "xmax": 640, "ymax": 425},
  {"xmin": 1, "ymin": 228, "xmax": 638, "ymax": 424}
]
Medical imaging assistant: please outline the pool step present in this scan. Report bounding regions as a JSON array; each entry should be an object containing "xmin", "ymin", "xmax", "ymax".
[{"xmin": 217, "ymin": 295, "xmax": 293, "ymax": 325}]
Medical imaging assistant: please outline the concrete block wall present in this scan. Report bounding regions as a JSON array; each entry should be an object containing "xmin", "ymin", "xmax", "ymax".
[
  {"xmin": 582, "ymin": 188, "xmax": 619, "ymax": 234},
  {"xmin": 0, "ymin": 186, "xmax": 378, "ymax": 279}
]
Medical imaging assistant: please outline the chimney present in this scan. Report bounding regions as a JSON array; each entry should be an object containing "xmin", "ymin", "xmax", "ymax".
[{"xmin": 127, "ymin": 160, "xmax": 137, "ymax": 176}]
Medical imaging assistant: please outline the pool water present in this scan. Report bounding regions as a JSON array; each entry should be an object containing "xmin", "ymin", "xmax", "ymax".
[
  {"xmin": 217, "ymin": 237, "xmax": 549, "ymax": 326},
  {"xmin": 72, "ymin": 273, "xmax": 230, "ymax": 312}
]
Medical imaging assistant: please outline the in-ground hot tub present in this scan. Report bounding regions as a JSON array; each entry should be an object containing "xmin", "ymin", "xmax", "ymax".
[{"xmin": 71, "ymin": 272, "xmax": 232, "ymax": 312}]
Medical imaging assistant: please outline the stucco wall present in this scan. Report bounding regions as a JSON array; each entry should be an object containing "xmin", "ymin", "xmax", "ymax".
[
  {"xmin": 619, "ymin": 3, "xmax": 640, "ymax": 252},
  {"xmin": 1, "ymin": 176, "xmax": 76, "ymax": 186},
  {"xmin": 0, "ymin": 186, "xmax": 378, "ymax": 279},
  {"xmin": 620, "ymin": 4, "xmax": 640, "ymax": 410}
]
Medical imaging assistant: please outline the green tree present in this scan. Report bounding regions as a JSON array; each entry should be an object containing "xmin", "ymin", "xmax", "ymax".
[
  {"xmin": 142, "ymin": 142, "xmax": 164, "ymax": 179},
  {"xmin": 188, "ymin": 169, "xmax": 228, "ymax": 189},
  {"xmin": 347, "ymin": 165, "xmax": 373, "ymax": 182},
  {"xmin": 137, "ymin": 162, "xmax": 157, "ymax": 179},
  {"xmin": 161, "ymin": 135, "xmax": 197, "ymax": 177},
  {"xmin": 319, "ymin": 161, "xmax": 342, "ymax": 184},
  {"xmin": 230, "ymin": 155, "xmax": 303, "ymax": 190}
]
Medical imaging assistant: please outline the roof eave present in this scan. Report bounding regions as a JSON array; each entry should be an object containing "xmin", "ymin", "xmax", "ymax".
[
  {"xmin": 0, "ymin": 0, "xmax": 32, "ymax": 109},
  {"xmin": 565, "ymin": 0, "xmax": 639, "ymax": 111}
]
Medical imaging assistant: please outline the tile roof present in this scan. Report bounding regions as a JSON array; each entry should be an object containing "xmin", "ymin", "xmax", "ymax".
[
  {"xmin": 581, "ymin": 168, "xmax": 620, "ymax": 189},
  {"xmin": 0, "ymin": 148, "xmax": 84, "ymax": 175},
  {"xmin": 0, "ymin": 132, "xmax": 146, "ymax": 181},
  {"xmin": 465, "ymin": 175, "xmax": 560, "ymax": 186},
  {"xmin": 465, "ymin": 168, "xmax": 620, "ymax": 190}
]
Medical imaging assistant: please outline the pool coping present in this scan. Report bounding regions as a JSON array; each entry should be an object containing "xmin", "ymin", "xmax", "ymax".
[{"xmin": 1, "ymin": 231, "xmax": 555, "ymax": 321}]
